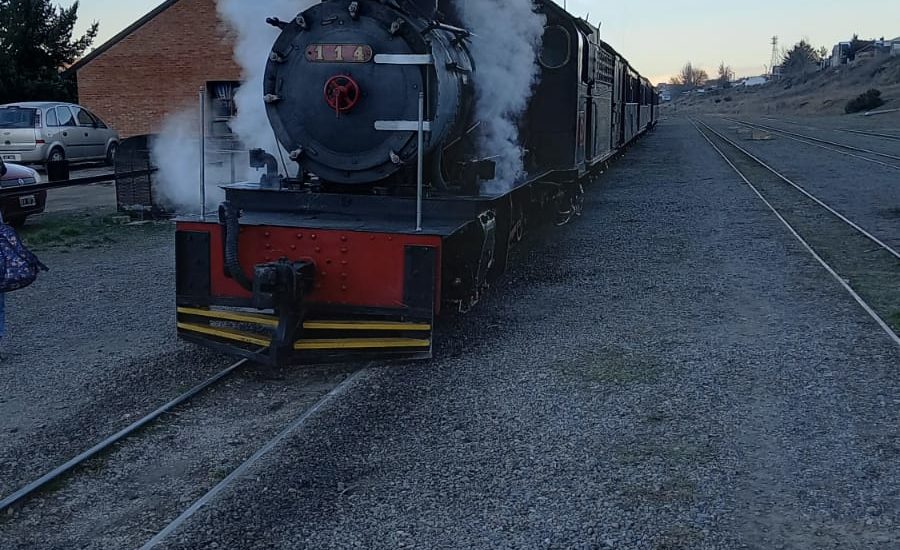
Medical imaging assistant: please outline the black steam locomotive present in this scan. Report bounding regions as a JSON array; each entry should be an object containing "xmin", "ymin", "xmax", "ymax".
[{"xmin": 175, "ymin": 0, "xmax": 658, "ymax": 365}]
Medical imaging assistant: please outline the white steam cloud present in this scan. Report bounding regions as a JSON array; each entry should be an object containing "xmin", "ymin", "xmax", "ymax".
[
  {"xmin": 150, "ymin": 108, "xmax": 225, "ymax": 213},
  {"xmin": 151, "ymin": 0, "xmax": 312, "ymax": 213},
  {"xmin": 152, "ymin": 0, "xmax": 545, "ymax": 208},
  {"xmin": 216, "ymin": 0, "xmax": 315, "ymax": 159},
  {"xmin": 455, "ymin": 0, "xmax": 545, "ymax": 192}
]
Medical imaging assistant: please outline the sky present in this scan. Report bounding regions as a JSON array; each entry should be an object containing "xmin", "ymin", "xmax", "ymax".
[{"xmin": 61, "ymin": 0, "xmax": 900, "ymax": 84}]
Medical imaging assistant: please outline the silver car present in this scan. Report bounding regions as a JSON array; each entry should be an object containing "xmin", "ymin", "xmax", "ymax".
[{"xmin": 0, "ymin": 102, "xmax": 119, "ymax": 167}]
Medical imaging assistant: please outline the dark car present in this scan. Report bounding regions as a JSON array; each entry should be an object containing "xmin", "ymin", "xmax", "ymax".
[{"xmin": 0, "ymin": 158, "xmax": 46, "ymax": 227}]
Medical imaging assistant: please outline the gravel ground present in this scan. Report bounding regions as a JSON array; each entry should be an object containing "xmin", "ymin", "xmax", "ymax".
[
  {"xmin": 140, "ymin": 117, "xmax": 900, "ymax": 549},
  {"xmin": 1, "ymin": 364, "xmax": 355, "ymax": 549},
  {"xmin": 702, "ymin": 116, "xmax": 900, "ymax": 254},
  {"xmin": 734, "ymin": 115, "xmax": 900, "ymax": 164},
  {"xmin": 40, "ymin": 164, "xmax": 117, "ymax": 215},
  {"xmin": 755, "ymin": 112, "xmax": 900, "ymax": 138},
  {"xmin": 43, "ymin": 182, "xmax": 116, "ymax": 214},
  {"xmin": 0, "ymin": 219, "xmax": 230, "ymax": 499},
  {"xmin": 694, "ymin": 119, "xmax": 900, "ymax": 334}
]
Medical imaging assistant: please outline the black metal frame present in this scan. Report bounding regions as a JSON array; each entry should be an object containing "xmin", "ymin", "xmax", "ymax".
[{"xmin": 0, "ymin": 168, "xmax": 156, "ymax": 198}]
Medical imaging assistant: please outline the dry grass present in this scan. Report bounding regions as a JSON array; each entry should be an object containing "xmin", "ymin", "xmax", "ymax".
[{"xmin": 673, "ymin": 56, "xmax": 900, "ymax": 117}]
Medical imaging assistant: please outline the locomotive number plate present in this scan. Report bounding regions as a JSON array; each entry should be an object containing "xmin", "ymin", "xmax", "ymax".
[{"xmin": 306, "ymin": 44, "xmax": 373, "ymax": 63}]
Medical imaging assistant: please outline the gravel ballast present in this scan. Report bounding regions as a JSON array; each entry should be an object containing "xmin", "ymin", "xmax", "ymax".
[
  {"xmin": 0, "ymin": 221, "xmax": 230, "ymax": 498},
  {"xmin": 748, "ymin": 113, "xmax": 900, "ymax": 140},
  {"xmin": 0, "ymin": 365, "xmax": 356, "ymax": 549},
  {"xmin": 703, "ymin": 115, "xmax": 900, "ymax": 253},
  {"xmin": 145, "ymin": 117, "xmax": 900, "ymax": 549}
]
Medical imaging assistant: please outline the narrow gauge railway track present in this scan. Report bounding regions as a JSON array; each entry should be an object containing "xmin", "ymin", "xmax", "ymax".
[
  {"xmin": 726, "ymin": 118, "xmax": 900, "ymax": 171},
  {"xmin": 0, "ymin": 356, "xmax": 366, "ymax": 549},
  {"xmin": 759, "ymin": 116, "xmax": 900, "ymax": 142},
  {"xmin": 692, "ymin": 119, "xmax": 900, "ymax": 344},
  {"xmin": 140, "ymin": 369, "xmax": 366, "ymax": 549},
  {"xmin": 838, "ymin": 128, "xmax": 900, "ymax": 142},
  {"xmin": 0, "ymin": 358, "xmax": 251, "ymax": 513}
]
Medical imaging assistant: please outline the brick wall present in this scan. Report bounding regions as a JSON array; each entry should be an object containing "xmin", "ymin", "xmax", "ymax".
[{"xmin": 76, "ymin": 0, "xmax": 241, "ymax": 138}]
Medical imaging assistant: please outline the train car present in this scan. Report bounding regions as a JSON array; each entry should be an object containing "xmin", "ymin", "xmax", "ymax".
[{"xmin": 175, "ymin": 0, "xmax": 659, "ymax": 366}]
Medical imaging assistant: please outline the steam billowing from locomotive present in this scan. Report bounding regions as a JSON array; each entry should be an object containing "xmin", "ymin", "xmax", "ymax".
[
  {"xmin": 455, "ymin": 0, "xmax": 545, "ymax": 188},
  {"xmin": 216, "ymin": 0, "xmax": 315, "ymax": 163},
  {"xmin": 255, "ymin": 0, "xmax": 544, "ymax": 193},
  {"xmin": 154, "ymin": 0, "xmax": 547, "ymax": 208}
]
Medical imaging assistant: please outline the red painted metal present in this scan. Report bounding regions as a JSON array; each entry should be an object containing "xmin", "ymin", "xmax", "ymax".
[
  {"xmin": 324, "ymin": 75, "xmax": 361, "ymax": 117},
  {"xmin": 178, "ymin": 221, "xmax": 442, "ymax": 313}
]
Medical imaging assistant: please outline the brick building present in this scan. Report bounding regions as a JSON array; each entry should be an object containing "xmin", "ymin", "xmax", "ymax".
[{"xmin": 69, "ymin": 0, "xmax": 241, "ymax": 138}]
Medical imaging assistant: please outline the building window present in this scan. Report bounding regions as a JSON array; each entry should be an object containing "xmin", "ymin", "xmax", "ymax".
[{"xmin": 207, "ymin": 81, "xmax": 239, "ymax": 138}]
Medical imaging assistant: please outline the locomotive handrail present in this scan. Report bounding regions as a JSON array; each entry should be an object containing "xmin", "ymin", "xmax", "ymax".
[
  {"xmin": 416, "ymin": 91, "xmax": 425, "ymax": 231},
  {"xmin": 374, "ymin": 121, "xmax": 433, "ymax": 132},
  {"xmin": 374, "ymin": 54, "xmax": 434, "ymax": 65}
]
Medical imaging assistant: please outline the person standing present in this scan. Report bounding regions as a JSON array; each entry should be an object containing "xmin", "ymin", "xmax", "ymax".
[
  {"xmin": 0, "ymin": 209, "xmax": 5, "ymax": 348},
  {"xmin": 0, "ymin": 282, "xmax": 5, "ymax": 345},
  {"xmin": 0, "ymin": 208, "xmax": 47, "ymax": 352},
  {"xmin": 0, "ymin": 209, "xmax": 5, "ymax": 347}
]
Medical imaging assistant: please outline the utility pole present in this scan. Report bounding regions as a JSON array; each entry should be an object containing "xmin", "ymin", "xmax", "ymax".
[{"xmin": 769, "ymin": 36, "xmax": 779, "ymax": 76}]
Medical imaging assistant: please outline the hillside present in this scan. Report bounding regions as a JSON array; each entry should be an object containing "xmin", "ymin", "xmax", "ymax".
[{"xmin": 671, "ymin": 55, "xmax": 900, "ymax": 117}]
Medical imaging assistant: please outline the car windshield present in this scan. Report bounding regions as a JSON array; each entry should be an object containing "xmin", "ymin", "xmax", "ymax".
[{"xmin": 0, "ymin": 107, "xmax": 36, "ymax": 128}]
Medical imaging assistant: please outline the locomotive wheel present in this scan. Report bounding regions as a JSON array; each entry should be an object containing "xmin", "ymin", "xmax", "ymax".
[
  {"xmin": 554, "ymin": 185, "xmax": 584, "ymax": 226},
  {"xmin": 572, "ymin": 184, "xmax": 585, "ymax": 217},
  {"xmin": 511, "ymin": 217, "xmax": 526, "ymax": 243}
]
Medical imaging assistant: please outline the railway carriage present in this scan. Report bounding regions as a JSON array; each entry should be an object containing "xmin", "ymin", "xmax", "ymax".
[{"xmin": 175, "ymin": 0, "xmax": 659, "ymax": 366}]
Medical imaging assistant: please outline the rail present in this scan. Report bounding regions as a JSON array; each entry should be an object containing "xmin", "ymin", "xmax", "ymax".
[
  {"xmin": 0, "ymin": 168, "xmax": 157, "ymax": 197},
  {"xmin": 692, "ymin": 118, "xmax": 900, "ymax": 348},
  {"xmin": 0, "ymin": 357, "xmax": 249, "ymax": 513}
]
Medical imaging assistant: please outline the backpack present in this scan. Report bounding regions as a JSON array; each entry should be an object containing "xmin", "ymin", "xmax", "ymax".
[{"xmin": 0, "ymin": 222, "xmax": 48, "ymax": 292}]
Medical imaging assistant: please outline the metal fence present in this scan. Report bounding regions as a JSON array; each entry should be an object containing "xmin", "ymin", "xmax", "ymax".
[{"xmin": 114, "ymin": 134, "xmax": 249, "ymax": 220}]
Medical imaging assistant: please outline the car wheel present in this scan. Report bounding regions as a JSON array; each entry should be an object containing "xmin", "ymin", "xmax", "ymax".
[
  {"xmin": 48, "ymin": 147, "xmax": 65, "ymax": 164},
  {"xmin": 105, "ymin": 143, "xmax": 118, "ymax": 166}
]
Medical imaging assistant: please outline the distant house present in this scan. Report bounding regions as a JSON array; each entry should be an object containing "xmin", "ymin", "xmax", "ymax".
[
  {"xmin": 854, "ymin": 42, "xmax": 877, "ymax": 62},
  {"xmin": 826, "ymin": 37, "xmax": 900, "ymax": 67},
  {"xmin": 741, "ymin": 76, "xmax": 768, "ymax": 87},
  {"xmin": 67, "ymin": 0, "xmax": 240, "ymax": 138},
  {"xmin": 874, "ymin": 36, "xmax": 900, "ymax": 56},
  {"xmin": 830, "ymin": 42, "xmax": 852, "ymax": 68}
]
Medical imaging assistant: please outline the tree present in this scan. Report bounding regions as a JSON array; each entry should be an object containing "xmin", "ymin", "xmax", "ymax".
[
  {"xmin": 717, "ymin": 62, "xmax": 735, "ymax": 86},
  {"xmin": 781, "ymin": 40, "xmax": 820, "ymax": 75},
  {"xmin": 669, "ymin": 62, "xmax": 709, "ymax": 88},
  {"xmin": 0, "ymin": 0, "xmax": 98, "ymax": 103}
]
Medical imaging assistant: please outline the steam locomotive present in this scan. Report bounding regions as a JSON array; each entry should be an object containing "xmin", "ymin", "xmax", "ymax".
[{"xmin": 175, "ymin": 0, "xmax": 658, "ymax": 366}]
